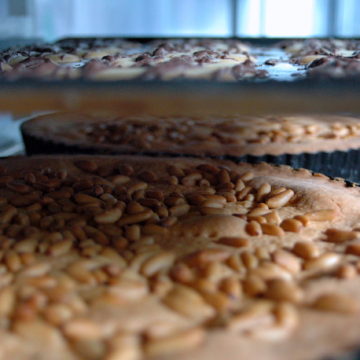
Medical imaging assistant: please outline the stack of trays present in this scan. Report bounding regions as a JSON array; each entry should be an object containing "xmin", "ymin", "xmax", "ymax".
[{"xmin": 2, "ymin": 38, "xmax": 360, "ymax": 360}]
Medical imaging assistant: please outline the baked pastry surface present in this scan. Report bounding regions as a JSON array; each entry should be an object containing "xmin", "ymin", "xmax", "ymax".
[
  {"xmin": 22, "ymin": 112, "xmax": 360, "ymax": 157},
  {"xmin": 0, "ymin": 155, "xmax": 360, "ymax": 359},
  {"xmin": 2, "ymin": 38, "xmax": 360, "ymax": 81}
]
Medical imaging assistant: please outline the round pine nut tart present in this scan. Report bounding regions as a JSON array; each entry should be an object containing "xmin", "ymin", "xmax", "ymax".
[
  {"xmin": 1, "ymin": 155, "xmax": 360, "ymax": 359},
  {"xmin": 21, "ymin": 112, "xmax": 360, "ymax": 182}
]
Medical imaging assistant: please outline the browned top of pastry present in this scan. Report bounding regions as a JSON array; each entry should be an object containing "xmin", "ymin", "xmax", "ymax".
[
  {"xmin": 279, "ymin": 39, "xmax": 360, "ymax": 77},
  {"xmin": 1, "ymin": 155, "xmax": 360, "ymax": 359},
  {"xmin": 0, "ymin": 39, "xmax": 267, "ymax": 81},
  {"xmin": 3, "ymin": 38, "xmax": 360, "ymax": 81},
  {"xmin": 22, "ymin": 112, "xmax": 360, "ymax": 156}
]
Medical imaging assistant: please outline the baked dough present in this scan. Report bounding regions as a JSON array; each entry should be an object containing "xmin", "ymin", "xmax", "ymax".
[{"xmin": 0, "ymin": 155, "xmax": 360, "ymax": 359}]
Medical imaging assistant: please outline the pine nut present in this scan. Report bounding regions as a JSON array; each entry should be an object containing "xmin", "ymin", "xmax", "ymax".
[
  {"xmin": 74, "ymin": 193, "xmax": 101, "ymax": 205},
  {"xmin": 345, "ymin": 243, "xmax": 360, "ymax": 256},
  {"xmin": 246, "ymin": 221, "xmax": 262, "ymax": 236},
  {"xmin": 248, "ymin": 207, "xmax": 270, "ymax": 217},
  {"xmin": 118, "ymin": 210, "xmax": 153, "ymax": 226},
  {"xmin": 185, "ymin": 249, "xmax": 230, "ymax": 267},
  {"xmin": 252, "ymin": 263, "xmax": 292, "ymax": 283},
  {"xmin": 266, "ymin": 189, "xmax": 294, "ymax": 209},
  {"xmin": 95, "ymin": 208, "xmax": 122, "ymax": 224},
  {"xmin": 240, "ymin": 171, "xmax": 254, "ymax": 182},
  {"xmin": 141, "ymin": 252, "xmax": 175, "ymax": 277},
  {"xmin": 280, "ymin": 219, "xmax": 302, "ymax": 233},
  {"xmin": 264, "ymin": 211, "xmax": 281, "ymax": 225},
  {"xmin": 272, "ymin": 250, "xmax": 301, "ymax": 274},
  {"xmin": 242, "ymin": 275, "xmax": 266, "ymax": 296},
  {"xmin": 274, "ymin": 302, "xmax": 299, "ymax": 329},
  {"xmin": 182, "ymin": 173, "xmax": 202, "ymax": 186},
  {"xmin": 217, "ymin": 237, "xmax": 249, "ymax": 248},
  {"xmin": 312, "ymin": 293, "xmax": 359, "ymax": 313},
  {"xmin": 109, "ymin": 175, "xmax": 130, "ymax": 185},
  {"xmin": 294, "ymin": 215, "xmax": 309, "ymax": 226},
  {"xmin": 169, "ymin": 203, "xmax": 190, "ymax": 217},
  {"xmin": 241, "ymin": 252, "xmax": 258, "ymax": 269},
  {"xmin": 324, "ymin": 229, "xmax": 358, "ymax": 243},
  {"xmin": 265, "ymin": 279, "xmax": 303, "ymax": 303},
  {"xmin": 256, "ymin": 183, "xmax": 271, "ymax": 201},
  {"xmin": 336, "ymin": 264, "xmax": 357, "ymax": 279},
  {"xmin": 220, "ymin": 277, "xmax": 242, "ymax": 299},
  {"xmin": 163, "ymin": 285, "xmax": 214, "ymax": 320},
  {"xmin": 261, "ymin": 223, "xmax": 285, "ymax": 237},
  {"xmin": 304, "ymin": 252, "xmax": 341, "ymax": 271},
  {"xmin": 293, "ymin": 241, "xmax": 320, "ymax": 260}
]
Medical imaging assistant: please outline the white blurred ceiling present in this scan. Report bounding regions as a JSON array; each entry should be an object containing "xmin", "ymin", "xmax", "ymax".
[{"xmin": 0, "ymin": 0, "xmax": 359, "ymax": 40}]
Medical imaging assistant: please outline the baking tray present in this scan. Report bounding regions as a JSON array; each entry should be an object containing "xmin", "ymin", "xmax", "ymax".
[{"xmin": 0, "ymin": 37, "xmax": 360, "ymax": 116}]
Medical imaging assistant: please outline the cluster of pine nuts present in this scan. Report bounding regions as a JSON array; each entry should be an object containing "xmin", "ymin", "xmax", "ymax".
[
  {"xmin": 80, "ymin": 116, "xmax": 360, "ymax": 149},
  {"xmin": 0, "ymin": 157, "xmax": 359, "ymax": 359}
]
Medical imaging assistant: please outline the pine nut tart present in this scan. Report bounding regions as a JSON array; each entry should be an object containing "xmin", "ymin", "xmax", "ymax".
[
  {"xmin": 1, "ymin": 155, "xmax": 360, "ymax": 359},
  {"xmin": 0, "ymin": 39, "xmax": 266, "ymax": 81},
  {"xmin": 21, "ymin": 112, "xmax": 360, "ymax": 181}
]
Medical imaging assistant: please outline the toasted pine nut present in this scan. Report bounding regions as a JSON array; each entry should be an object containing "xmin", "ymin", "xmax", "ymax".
[
  {"xmin": 141, "ymin": 252, "xmax": 175, "ymax": 277},
  {"xmin": 95, "ymin": 208, "xmax": 122, "ymax": 224},
  {"xmin": 264, "ymin": 211, "xmax": 281, "ymax": 225},
  {"xmin": 345, "ymin": 243, "xmax": 360, "ymax": 256},
  {"xmin": 246, "ymin": 221, "xmax": 262, "ymax": 236},
  {"xmin": 217, "ymin": 237, "xmax": 249, "ymax": 248},
  {"xmin": 185, "ymin": 249, "xmax": 230, "ymax": 267},
  {"xmin": 266, "ymin": 189, "xmax": 294, "ymax": 209},
  {"xmin": 324, "ymin": 229, "xmax": 358, "ymax": 243},
  {"xmin": 312, "ymin": 293, "xmax": 359, "ymax": 313},
  {"xmin": 240, "ymin": 171, "xmax": 254, "ymax": 182},
  {"xmin": 169, "ymin": 204, "xmax": 190, "ymax": 217},
  {"xmin": 74, "ymin": 193, "xmax": 101, "ymax": 205},
  {"xmin": 304, "ymin": 252, "xmax": 341, "ymax": 271},
  {"xmin": 261, "ymin": 223, "xmax": 285, "ymax": 237},
  {"xmin": 280, "ymin": 219, "xmax": 302, "ymax": 233},
  {"xmin": 336, "ymin": 264, "xmax": 357, "ymax": 279},
  {"xmin": 242, "ymin": 275, "xmax": 266, "ymax": 296},
  {"xmin": 241, "ymin": 252, "xmax": 258, "ymax": 269},
  {"xmin": 118, "ymin": 210, "xmax": 153, "ymax": 226},
  {"xmin": 220, "ymin": 277, "xmax": 242, "ymax": 299},
  {"xmin": 256, "ymin": 183, "xmax": 271, "ymax": 201},
  {"xmin": 163, "ymin": 285, "xmax": 214, "ymax": 320},
  {"xmin": 272, "ymin": 250, "xmax": 301, "ymax": 274},
  {"xmin": 292, "ymin": 241, "xmax": 320, "ymax": 260},
  {"xmin": 265, "ymin": 279, "xmax": 303, "ymax": 303}
]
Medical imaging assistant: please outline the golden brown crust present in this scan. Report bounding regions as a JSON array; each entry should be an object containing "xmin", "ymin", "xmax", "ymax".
[
  {"xmin": 1, "ymin": 155, "xmax": 360, "ymax": 359},
  {"xmin": 22, "ymin": 112, "xmax": 360, "ymax": 157}
]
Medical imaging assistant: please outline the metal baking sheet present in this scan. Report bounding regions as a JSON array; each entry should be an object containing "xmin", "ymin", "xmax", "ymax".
[{"xmin": 0, "ymin": 37, "xmax": 360, "ymax": 116}]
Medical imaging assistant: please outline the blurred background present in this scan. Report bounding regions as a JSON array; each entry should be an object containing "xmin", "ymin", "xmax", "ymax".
[
  {"xmin": 0, "ymin": 0, "xmax": 359, "ymax": 42},
  {"xmin": 0, "ymin": 0, "xmax": 359, "ymax": 156}
]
